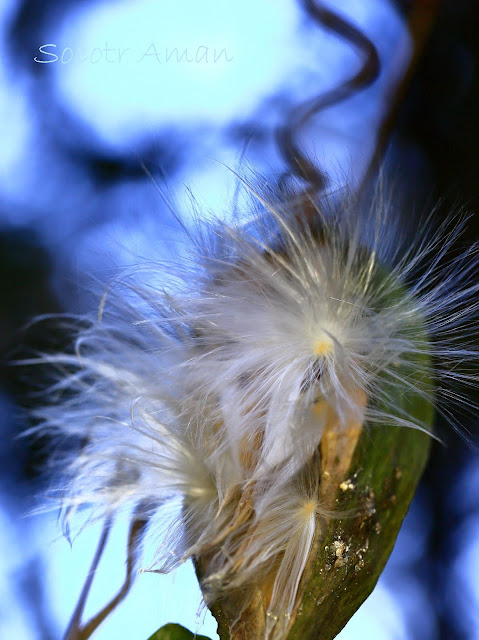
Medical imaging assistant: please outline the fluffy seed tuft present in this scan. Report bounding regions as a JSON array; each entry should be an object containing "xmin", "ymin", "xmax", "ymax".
[{"xmin": 28, "ymin": 183, "xmax": 479, "ymax": 639}]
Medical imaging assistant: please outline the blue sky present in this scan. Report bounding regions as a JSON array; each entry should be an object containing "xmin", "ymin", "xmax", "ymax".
[{"xmin": 1, "ymin": 1, "xmax": 478, "ymax": 639}]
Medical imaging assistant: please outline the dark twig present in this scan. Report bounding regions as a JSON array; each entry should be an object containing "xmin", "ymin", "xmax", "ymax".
[
  {"xmin": 63, "ymin": 516, "xmax": 113, "ymax": 640},
  {"xmin": 79, "ymin": 514, "xmax": 149, "ymax": 639},
  {"xmin": 63, "ymin": 508, "xmax": 149, "ymax": 640},
  {"xmin": 360, "ymin": 0, "xmax": 439, "ymax": 188},
  {"xmin": 277, "ymin": 0, "xmax": 380, "ymax": 197}
]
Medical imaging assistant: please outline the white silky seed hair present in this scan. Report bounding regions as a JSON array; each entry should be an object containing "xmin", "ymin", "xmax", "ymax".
[{"xmin": 30, "ymin": 183, "xmax": 479, "ymax": 640}]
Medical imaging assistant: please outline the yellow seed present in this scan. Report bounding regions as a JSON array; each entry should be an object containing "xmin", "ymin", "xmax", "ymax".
[
  {"xmin": 299, "ymin": 499, "xmax": 318, "ymax": 518},
  {"xmin": 312, "ymin": 334, "xmax": 334, "ymax": 356}
]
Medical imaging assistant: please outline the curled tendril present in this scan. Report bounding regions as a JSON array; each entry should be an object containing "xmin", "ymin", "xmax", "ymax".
[{"xmin": 276, "ymin": 0, "xmax": 380, "ymax": 199}]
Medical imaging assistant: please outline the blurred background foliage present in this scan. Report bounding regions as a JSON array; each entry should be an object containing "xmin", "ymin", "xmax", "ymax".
[{"xmin": 0, "ymin": 0, "xmax": 478, "ymax": 638}]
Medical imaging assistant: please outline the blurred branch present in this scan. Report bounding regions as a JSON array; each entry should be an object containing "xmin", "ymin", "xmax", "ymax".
[
  {"xmin": 63, "ymin": 517, "xmax": 113, "ymax": 640},
  {"xmin": 276, "ymin": 0, "xmax": 380, "ymax": 201},
  {"xmin": 64, "ymin": 509, "xmax": 148, "ymax": 640},
  {"xmin": 361, "ymin": 0, "xmax": 439, "ymax": 185},
  {"xmin": 79, "ymin": 514, "xmax": 148, "ymax": 639}
]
